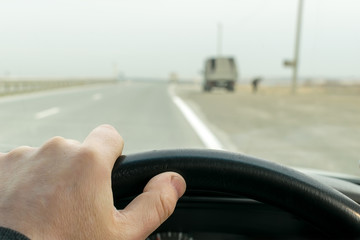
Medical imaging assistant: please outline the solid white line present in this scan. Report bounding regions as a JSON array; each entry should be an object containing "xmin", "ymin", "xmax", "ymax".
[
  {"xmin": 168, "ymin": 85, "xmax": 223, "ymax": 150},
  {"xmin": 35, "ymin": 107, "xmax": 60, "ymax": 119}
]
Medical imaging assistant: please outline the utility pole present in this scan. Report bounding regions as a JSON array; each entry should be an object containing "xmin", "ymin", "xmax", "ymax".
[
  {"xmin": 291, "ymin": 0, "xmax": 304, "ymax": 94},
  {"xmin": 217, "ymin": 22, "xmax": 223, "ymax": 56}
]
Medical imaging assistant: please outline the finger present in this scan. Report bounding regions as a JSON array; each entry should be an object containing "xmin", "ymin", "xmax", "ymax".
[
  {"xmin": 37, "ymin": 136, "xmax": 79, "ymax": 158},
  {"xmin": 82, "ymin": 124, "xmax": 124, "ymax": 169},
  {"xmin": 118, "ymin": 172, "xmax": 186, "ymax": 239},
  {"xmin": 3, "ymin": 146, "xmax": 35, "ymax": 161}
]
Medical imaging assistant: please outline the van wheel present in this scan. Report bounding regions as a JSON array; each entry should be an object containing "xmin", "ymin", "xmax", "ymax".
[
  {"xmin": 227, "ymin": 86, "xmax": 234, "ymax": 92},
  {"xmin": 226, "ymin": 82, "xmax": 234, "ymax": 92},
  {"xmin": 203, "ymin": 84, "xmax": 212, "ymax": 92}
]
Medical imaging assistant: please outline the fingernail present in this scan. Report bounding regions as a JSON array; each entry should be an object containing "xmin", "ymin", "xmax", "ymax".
[{"xmin": 171, "ymin": 175, "xmax": 186, "ymax": 198}]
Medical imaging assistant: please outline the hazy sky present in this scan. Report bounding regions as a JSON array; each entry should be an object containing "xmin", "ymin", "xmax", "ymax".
[{"xmin": 0, "ymin": 0, "xmax": 359, "ymax": 80}]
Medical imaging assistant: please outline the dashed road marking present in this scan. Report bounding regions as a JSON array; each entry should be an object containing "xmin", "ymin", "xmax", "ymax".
[
  {"xmin": 35, "ymin": 107, "xmax": 60, "ymax": 119},
  {"xmin": 92, "ymin": 93, "xmax": 102, "ymax": 101}
]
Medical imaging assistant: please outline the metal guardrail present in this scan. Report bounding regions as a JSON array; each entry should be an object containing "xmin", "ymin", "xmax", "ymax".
[{"xmin": 0, "ymin": 78, "xmax": 117, "ymax": 96}]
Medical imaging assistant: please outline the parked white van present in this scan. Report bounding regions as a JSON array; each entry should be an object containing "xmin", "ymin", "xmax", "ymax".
[{"xmin": 203, "ymin": 57, "xmax": 238, "ymax": 91}]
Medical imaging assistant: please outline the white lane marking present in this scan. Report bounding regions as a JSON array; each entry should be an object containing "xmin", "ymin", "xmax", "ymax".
[
  {"xmin": 168, "ymin": 85, "xmax": 223, "ymax": 150},
  {"xmin": 35, "ymin": 107, "xmax": 60, "ymax": 119},
  {"xmin": 92, "ymin": 93, "xmax": 102, "ymax": 101}
]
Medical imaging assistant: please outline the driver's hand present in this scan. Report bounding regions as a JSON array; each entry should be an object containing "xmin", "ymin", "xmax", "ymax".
[{"xmin": 0, "ymin": 124, "xmax": 186, "ymax": 240}]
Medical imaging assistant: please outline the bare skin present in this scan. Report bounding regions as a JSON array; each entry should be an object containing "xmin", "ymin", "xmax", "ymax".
[{"xmin": 0, "ymin": 125, "xmax": 186, "ymax": 240}]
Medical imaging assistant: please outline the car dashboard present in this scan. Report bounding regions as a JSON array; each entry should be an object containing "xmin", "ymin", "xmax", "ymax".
[{"xmin": 148, "ymin": 196, "xmax": 322, "ymax": 239}]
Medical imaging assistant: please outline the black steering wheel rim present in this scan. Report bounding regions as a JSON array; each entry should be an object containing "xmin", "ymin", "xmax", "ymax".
[{"xmin": 111, "ymin": 149, "xmax": 360, "ymax": 237}]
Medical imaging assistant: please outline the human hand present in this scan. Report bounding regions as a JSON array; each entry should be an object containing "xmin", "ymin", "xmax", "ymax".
[{"xmin": 0, "ymin": 125, "xmax": 186, "ymax": 240}]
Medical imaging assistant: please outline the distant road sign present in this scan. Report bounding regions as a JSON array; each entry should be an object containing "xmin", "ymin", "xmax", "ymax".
[{"xmin": 283, "ymin": 59, "xmax": 295, "ymax": 67}]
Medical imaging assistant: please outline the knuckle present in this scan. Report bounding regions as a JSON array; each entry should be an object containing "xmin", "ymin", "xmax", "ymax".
[
  {"xmin": 98, "ymin": 124, "xmax": 124, "ymax": 145},
  {"xmin": 99, "ymin": 124, "xmax": 116, "ymax": 131},
  {"xmin": 42, "ymin": 136, "xmax": 67, "ymax": 150},
  {"xmin": 35, "ymin": 137, "xmax": 82, "ymax": 167},
  {"xmin": 5, "ymin": 146, "xmax": 34, "ymax": 160},
  {"xmin": 39, "ymin": 136, "xmax": 81, "ymax": 154}
]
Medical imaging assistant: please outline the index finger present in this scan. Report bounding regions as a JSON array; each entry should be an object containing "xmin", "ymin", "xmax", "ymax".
[{"xmin": 83, "ymin": 124, "xmax": 124, "ymax": 168}]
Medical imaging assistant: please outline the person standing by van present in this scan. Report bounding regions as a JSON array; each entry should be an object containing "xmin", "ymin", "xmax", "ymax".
[{"xmin": 251, "ymin": 77, "xmax": 262, "ymax": 93}]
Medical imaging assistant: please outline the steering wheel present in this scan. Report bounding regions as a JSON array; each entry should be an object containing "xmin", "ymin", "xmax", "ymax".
[{"xmin": 111, "ymin": 149, "xmax": 360, "ymax": 237}]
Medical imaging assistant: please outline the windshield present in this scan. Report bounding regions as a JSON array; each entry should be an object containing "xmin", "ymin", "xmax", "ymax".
[{"xmin": 0, "ymin": 0, "xmax": 359, "ymax": 177}]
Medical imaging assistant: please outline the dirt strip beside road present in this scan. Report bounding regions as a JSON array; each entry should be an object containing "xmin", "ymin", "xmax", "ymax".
[{"xmin": 175, "ymin": 83, "xmax": 360, "ymax": 176}]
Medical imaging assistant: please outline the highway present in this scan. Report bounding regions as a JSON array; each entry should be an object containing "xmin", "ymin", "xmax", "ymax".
[
  {"xmin": 1, "ymin": 81, "xmax": 359, "ymax": 176},
  {"xmin": 0, "ymin": 82, "xmax": 205, "ymax": 154}
]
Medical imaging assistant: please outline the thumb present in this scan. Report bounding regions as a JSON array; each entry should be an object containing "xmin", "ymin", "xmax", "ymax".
[{"xmin": 117, "ymin": 172, "xmax": 186, "ymax": 239}]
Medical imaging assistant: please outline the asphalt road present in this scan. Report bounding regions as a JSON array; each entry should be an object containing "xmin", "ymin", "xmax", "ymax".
[
  {"xmin": 1, "ymin": 81, "xmax": 359, "ymax": 177},
  {"xmin": 0, "ymin": 82, "xmax": 204, "ymax": 154}
]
